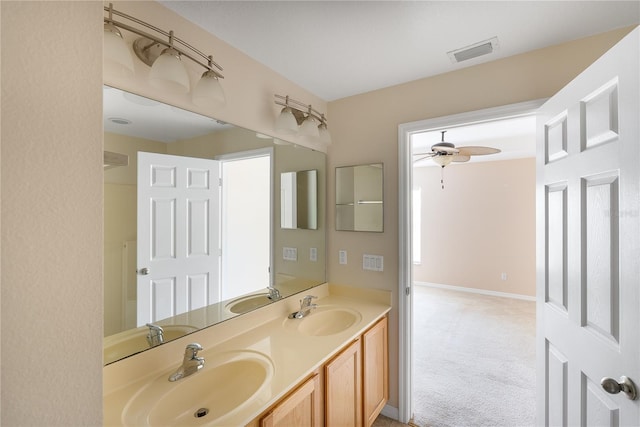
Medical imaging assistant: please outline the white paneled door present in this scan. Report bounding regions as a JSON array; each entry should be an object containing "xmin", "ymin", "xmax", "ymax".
[
  {"xmin": 537, "ymin": 28, "xmax": 639, "ymax": 426},
  {"xmin": 137, "ymin": 152, "xmax": 220, "ymax": 326}
]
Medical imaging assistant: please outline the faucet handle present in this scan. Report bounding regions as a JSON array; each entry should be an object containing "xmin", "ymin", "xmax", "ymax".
[
  {"xmin": 145, "ymin": 323, "xmax": 164, "ymax": 347},
  {"xmin": 301, "ymin": 295, "xmax": 317, "ymax": 305},
  {"xmin": 184, "ymin": 343, "xmax": 203, "ymax": 360},
  {"xmin": 146, "ymin": 323, "xmax": 164, "ymax": 333}
]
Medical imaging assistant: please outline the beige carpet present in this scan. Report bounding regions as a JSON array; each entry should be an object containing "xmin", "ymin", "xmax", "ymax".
[{"xmin": 412, "ymin": 285, "xmax": 536, "ymax": 427}]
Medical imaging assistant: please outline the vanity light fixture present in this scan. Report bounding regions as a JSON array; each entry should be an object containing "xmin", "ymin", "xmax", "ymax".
[
  {"xmin": 274, "ymin": 95, "xmax": 332, "ymax": 145},
  {"xmin": 104, "ymin": 3, "xmax": 225, "ymax": 107}
]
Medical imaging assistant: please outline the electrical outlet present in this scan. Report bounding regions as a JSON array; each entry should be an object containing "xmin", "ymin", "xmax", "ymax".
[
  {"xmin": 310, "ymin": 247, "xmax": 317, "ymax": 262},
  {"xmin": 283, "ymin": 247, "xmax": 297, "ymax": 261},
  {"xmin": 339, "ymin": 250, "xmax": 347, "ymax": 265},
  {"xmin": 501, "ymin": 272, "xmax": 507, "ymax": 281},
  {"xmin": 363, "ymin": 254, "xmax": 384, "ymax": 272}
]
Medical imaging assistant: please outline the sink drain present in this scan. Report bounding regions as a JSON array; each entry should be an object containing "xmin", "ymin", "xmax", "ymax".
[{"xmin": 194, "ymin": 408, "xmax": 209, "ymax": 418}]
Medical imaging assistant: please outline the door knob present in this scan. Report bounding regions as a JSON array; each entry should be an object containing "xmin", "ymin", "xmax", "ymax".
[
  {"xmin": 137, "ymin": 267, "xmax": 150, "ymax": 275},
  {"xmin": 601, "ymin": 376, "xmax": 637, "ymax": 400}
]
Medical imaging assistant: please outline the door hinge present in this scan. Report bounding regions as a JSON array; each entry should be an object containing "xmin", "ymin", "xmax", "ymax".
[
  {"xmin": 218, "ymin": 178, "xmax": 222, "ymax": 186},
  {"xmin": 405, "ymin": 287, "xmax": 411, "ymax": 296}
]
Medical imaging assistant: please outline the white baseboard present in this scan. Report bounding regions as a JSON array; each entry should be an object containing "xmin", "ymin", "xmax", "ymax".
[
  {"xmin": 380, "ymin": 404, "xmax": 399, "ymax": 420},
  {"xmin": 415, "ymin": 281, "xmax": 536, "ymax": 302}
]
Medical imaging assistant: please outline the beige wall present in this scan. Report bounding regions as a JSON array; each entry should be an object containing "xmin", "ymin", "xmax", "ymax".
[
  {"xmin": 413, "ymin": 158, "xmax": 536, "ymax": 297},
  {"xmin": 1, "ymin": 2, "xmax": 104, "ymax": 425},
  {"xmin": 326, "ymin": 27, "xmax": 633, "ymax": 408}
]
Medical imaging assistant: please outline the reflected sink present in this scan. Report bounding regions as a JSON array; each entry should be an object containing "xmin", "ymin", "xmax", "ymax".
[
  {"xmin": 104, "ymin": 324, "xmax": 198, "ymax": 364},
  {"xmin": 123, "ymin": 350, "xmax": 274, "ymax": 426},
  {"xmin": 225, "ymin": 293, "xmax": 271, "ymax": 314},
  {"xmin": 285, "ymin": 306, "xmax": 362, "ymax": 336}
]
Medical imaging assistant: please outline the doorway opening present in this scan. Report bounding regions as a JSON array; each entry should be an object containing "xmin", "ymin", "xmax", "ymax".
[
  {"xmin": 397, "ymin": 99, "xmax": 544, "ymax": 424},
  {"xmin": 217, "ymin": 148, "xmax": 274, "ymax": 301}
]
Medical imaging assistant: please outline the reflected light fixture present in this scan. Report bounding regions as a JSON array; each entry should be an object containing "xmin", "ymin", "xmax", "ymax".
[
  {"xmin": 104, "ymin": 3, "xmax": 225, "ymax": 107},
  {"xmin": 274, "ymin": 94, "xmax": 331, "ymax": 145}
]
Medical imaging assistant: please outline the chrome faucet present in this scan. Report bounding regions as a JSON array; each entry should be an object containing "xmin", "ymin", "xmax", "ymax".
[
  {"xmin": 267, "ymin": 285, "xmax": 281, "ymax": 301},
  {"xmin": 145, "ymin": 323, "xmax": 164, "ymax": 347},
  {"xmin": 169, "ymin": 343, "xmax": 205, "ymax": 382},
  {"xmin": 289, "ymin": 295, "xmax": 318, "ymax": 319}
]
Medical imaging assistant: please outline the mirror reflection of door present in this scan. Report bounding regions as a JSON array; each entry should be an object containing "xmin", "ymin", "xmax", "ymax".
[{"xmin": 136, "ymin": 152, "xmax": 221, "ymax": 327}]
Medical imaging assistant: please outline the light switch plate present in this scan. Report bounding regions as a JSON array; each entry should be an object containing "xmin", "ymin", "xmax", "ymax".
[
  {"xmin": 339, "ymin": 250, "xmax": 347, "ymax": 265},
  {"xmin": 363, "ymin": 254, "xmax": 384, "ymax": 272},
  {"xmin": 310, "ymin": 247, "xmax": 317, "ymax": 262},
  {"xmin": 283, "ymin": 247, "xmax": 297, "ymax": 261}
]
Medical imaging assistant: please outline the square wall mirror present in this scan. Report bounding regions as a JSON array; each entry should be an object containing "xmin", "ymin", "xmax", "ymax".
[
  {"xmin": 335, "ymin": 163, "xmax": 383, "ymax": 232},
  {"xmin": 281, "ymin": 169, "xmax": 318, "ymax": 230}
]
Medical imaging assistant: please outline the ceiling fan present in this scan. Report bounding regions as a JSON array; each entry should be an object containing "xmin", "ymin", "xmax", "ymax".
[
  {"xmin": 414, "ymin": 130, "xmax": 501, "ymax": 166},
  {"xmin": 414, "ymin": 130, "xmax": 501, "ymax": 188}
]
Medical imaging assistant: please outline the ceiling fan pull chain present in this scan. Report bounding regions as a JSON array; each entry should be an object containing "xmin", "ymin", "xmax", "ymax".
[{"xmin": 441, "ymin": 166, "xmax": 445, "ymax": 189}]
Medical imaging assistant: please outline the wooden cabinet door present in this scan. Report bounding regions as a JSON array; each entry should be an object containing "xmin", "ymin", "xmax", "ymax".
[
  {"xmin": 325, "ymin": 338, "xmax": 363, "ymax": 427},
  {"xmin": 261, "ymin": 374, "xmax": 321, "ymax": 427},
  {"xmin": 363, "ymin": 316, "xmax": 388, "ymax": 427}
]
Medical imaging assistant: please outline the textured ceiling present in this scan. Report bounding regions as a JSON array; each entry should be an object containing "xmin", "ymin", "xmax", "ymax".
[{"xmin": 160, "ymin": 1, "xmax": 639, "ymax": 101}]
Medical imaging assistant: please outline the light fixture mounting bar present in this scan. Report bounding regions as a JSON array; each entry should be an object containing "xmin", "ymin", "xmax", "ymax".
[
  {"xmin": 274, "ymin": 94, "xmax": 327, "ymax": 125},
  {"xmin": 104, "ymin": 4, "xmax": 223, "ymax": 78}
]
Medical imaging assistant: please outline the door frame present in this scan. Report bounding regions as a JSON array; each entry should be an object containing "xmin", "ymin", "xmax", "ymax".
[{"xmin": 397, "ymin": 99, "xmax": 545, "ymax": 423}]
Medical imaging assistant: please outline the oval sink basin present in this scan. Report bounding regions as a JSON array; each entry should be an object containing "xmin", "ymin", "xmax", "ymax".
[
  {"xmin": 104, "ymin": 324, "xmax": 198, "ymax": 364},
  {"xmin": 225, "ymin": 293, "xmax": 271, "ymax": 314},
  {"xmin": 124, "ymin": 350, "xmax": 274, "ymax": 426},
  {"xmin": 285, "ymin": 306, "xmax": 362, "ymax": 336}
]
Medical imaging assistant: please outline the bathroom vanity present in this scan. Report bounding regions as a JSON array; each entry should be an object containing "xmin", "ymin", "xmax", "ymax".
[{"xmin": 103, "ymin": 283, "xmax": 390, "ymax": 426}]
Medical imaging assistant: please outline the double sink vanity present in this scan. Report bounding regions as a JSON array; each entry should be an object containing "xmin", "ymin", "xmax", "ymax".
[{"xmin": 104, "ymin": 283, "xmax": 391, "ymax": 426}]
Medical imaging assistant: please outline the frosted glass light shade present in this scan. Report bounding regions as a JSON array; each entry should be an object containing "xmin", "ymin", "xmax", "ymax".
[
  {"xmin": 192, "ymin": 70, "xmax": 226, "ymax": 108},
  {"xmin": 275, "ymin": 107, "xmax": 298, "ymax": 134},
  {"xmin": 318, "ymin": 123, "xmax": 332, "ymax": 145},
  {"xmin": 104, "ymin": 23, "xmax": 134, "ymax": 76},
  {"xmin": 299, "ymin": 115, "xmax": 319, "ymax": 138},
  {"xmin": 432, "ymin": 155, "xmax": 453, "ymax": 167},
  {"xmin": 149, "ymin": 48, "xmax": 190, "ymax": 94}
]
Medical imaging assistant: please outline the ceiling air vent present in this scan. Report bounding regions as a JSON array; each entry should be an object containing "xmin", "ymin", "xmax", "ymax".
[{"xmin": 448, "ymin": 37, "xmax": 499, "ymax": 63}]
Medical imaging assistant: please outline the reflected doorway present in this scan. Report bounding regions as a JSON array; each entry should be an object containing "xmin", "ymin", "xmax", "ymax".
[{"xmin": 217, "ymin": 148, "xmax": 273, "ymax": 301}]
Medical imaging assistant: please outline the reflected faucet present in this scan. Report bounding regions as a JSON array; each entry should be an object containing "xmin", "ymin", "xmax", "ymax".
[
  {"xmin": 169, "ymin": 343, "xmax": 205, "ymax": 382},
  {"xmin": 289, "ymin": 295, "xmax": 318, "ymax": 319},
  {"xmin": 267, "ymin": 285, "xmax": 281, "ymax": 301},
  {"xmin": 146, "ymin": 323, "xmax": 164, "ymax": 347}
]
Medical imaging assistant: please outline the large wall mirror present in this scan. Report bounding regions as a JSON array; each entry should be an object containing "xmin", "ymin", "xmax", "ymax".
[
  {"xmin": 104, "ymin": 86, "xmax": 326, "ymax": 364},
  {"xmin": 335, "ymin": 163, "xmax": 383, "ymax": 232}
]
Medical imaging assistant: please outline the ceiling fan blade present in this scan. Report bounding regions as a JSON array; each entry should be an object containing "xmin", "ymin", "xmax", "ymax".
[
  {"xmin": 413, "ymin": 151, "xmax": 436, "ymax": 156},
  {"xmin": 458, "ymin": 146, "xmax": 501, "ymax": 156},
  {"xmin": 413, "ymin": 154, "xmax": 435, "ymax": 163},
  {"xmin": 451, "ymin": 154, "xmax": 470, "ymax": 163}
]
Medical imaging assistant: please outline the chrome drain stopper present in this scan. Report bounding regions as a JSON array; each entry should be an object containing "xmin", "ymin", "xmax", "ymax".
[{"xmin": 194, "ymin": 408, "xmax": 209, "ymax": 418}]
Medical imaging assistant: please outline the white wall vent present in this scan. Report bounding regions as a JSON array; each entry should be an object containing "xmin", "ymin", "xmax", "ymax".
[{"xmin": 448, "ymin": 36, "xmax": 499, "ymax": 63}]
